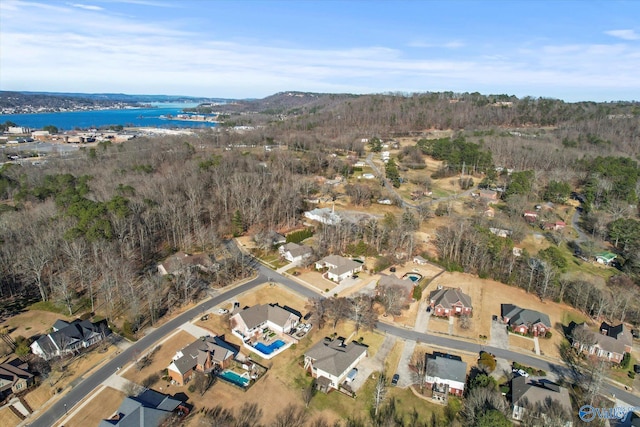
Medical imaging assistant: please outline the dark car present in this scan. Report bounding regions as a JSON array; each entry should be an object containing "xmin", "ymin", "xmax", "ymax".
[
  {"xmin": 634, "ymin": 364, "xmax": 640, "ymax": 374},
  {"xmin": 391, "ymin": 374, "xmax": 400, "ymax": 386}
]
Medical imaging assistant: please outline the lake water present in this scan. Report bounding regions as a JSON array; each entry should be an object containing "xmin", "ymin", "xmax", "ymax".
[{"xmin": 0, "ymin": 102, "xmax": 218, "ymax": 130}]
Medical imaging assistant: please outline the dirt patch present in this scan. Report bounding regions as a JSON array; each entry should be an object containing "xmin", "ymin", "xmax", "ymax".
[
  {"xmin": 122, "ymin": 331, "xmax": 195, "ymax": 386},
  {"xmin": 1, "ymin": 310, "xmax": 72, "ymax": 341},
  {"xmin": 24, "ymin": 384, "xmax": 54, "ymax": 410},
  {"xmin": 64, "ymin": 386, "xmax": 125, "ymax": 427},
  {"xmin": 0, "ymin": 406, "xmax": 21, "ymax": 427}
]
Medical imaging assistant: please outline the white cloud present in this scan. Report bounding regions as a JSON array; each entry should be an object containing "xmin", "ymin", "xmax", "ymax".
[
  {"xmin": 605, "ymin": 29, "xmax": 640, "ymax": 41},
  {"xmin": 69, "ymin": 3, "xmax": 104, "ymax": 11},
  {"xmin": 1, "ymin": 0, "xmax": 639, "ymax": 100}
]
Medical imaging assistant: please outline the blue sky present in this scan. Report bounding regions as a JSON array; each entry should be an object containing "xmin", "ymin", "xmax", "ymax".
[{"xmin": 1, "ymin": 0, "xmax": 639, "ymax": 101}]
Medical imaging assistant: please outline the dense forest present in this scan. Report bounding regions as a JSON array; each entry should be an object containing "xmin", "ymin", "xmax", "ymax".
[{"xmin": 1, "ymin": 90, "xmax": 640, "ymax": 335}]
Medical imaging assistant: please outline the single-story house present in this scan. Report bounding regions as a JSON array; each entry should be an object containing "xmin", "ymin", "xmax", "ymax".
[
  {"xmin": 489, "ymin": 227, "xmax": 512, "ymax": 238},
  {"xmin": 523, "ymin": 211, "xmax": 538, "ymax": 223},
  {"xmin": 0, "ymin": 359, "xmax": 34, "ymax": 399},
  {"xmin": 501, "ymin": 304, "xmax": 551, "ymax": 337},
  {"xmin": 31, "ymin": 319, "xmax": 111, "ymax": 360},
  {"xmin": 99, "ymin": 389, "xmax": 188, "ymax": 427},
  {"xmin": 571, "ymin": 322, "xmax": 633, "ymax": 364},
  {"xmin": 315, "ymin": 255, "xmax": 363, "ymax": 282},
  {"xmin": 157, "ymin": 251, "xmax": 217, "ymax": 276},
  {"xmin": 167, "ymin": 336, "xmax": 238, "ymax": 385},
  {"xmin": 511, "ymin": 376, "xmax": 573, "ymax": 426},
  {"xmin": 595, "ymin": 252, "xmax": 616, "ymax": 266},
  {"xmin": 230, "ymin": 303, "xmax": 300, "ymax": 342},
  {"xmin": 278, "ymin": 242, "xmax": 312, "ymax": 263},
  {"xmin": 304, "ymin": 337, "xmax": 368, "ymax": 393},
  {"xmin": 304, "ymin": 207, "xmax": 341, "ymax": 225},
  {"xmin": 413, "ymin": 255, "xmax": 428, "ymax": 265},
  {"xmin": 428, "ymin": 287, "xmax": 472, "ymax": 317},
  {"xmin": 479, "ymin": 189, "xmax": 498, "ymax": 202},
  {"xmin": 377, "ymin": 273, "xmax": 415, "ymax": 301},
  {"xmin": 543, "ymin": 221, "xmax": 566, "ymax": 231},
  {"xmin": 425, "ymin": 352, "xmax": 467, "ymax": 398}
]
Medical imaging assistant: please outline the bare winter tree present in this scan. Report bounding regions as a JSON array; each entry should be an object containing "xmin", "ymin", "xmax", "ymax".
[
  {"xmin": 271, "ymin": 404, "xmax": 308, "ymax": 427},
  {"xmin": 372, "ymin": 372, "xmax": 387, "ymax": 417},
  {"xmin": 410, "ymin": 351, "xmax": 427, "ymax": 393},
  {"xmin": 380, "ymin": 284, "xmax": 406, "ymax": 316}
]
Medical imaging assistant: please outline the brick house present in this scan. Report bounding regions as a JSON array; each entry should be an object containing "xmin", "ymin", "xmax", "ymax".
[
  {"xmin": 501, "ymin": 304, "xmax": 551, "ymax": 337},
  {"xmin": 428, "ymin": 287, "xmax": 472, "ymax": 317}
]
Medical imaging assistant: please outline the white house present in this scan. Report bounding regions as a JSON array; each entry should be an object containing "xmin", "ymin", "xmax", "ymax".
[
  {"xmin": 31, "ymin": 319, "xmax": 110, "ymax": 360},
  {"xmin": 230, "ymin": 303, "xmax": 300, "ymax": 342},
  {"xmin": 304, "ymin": 337, "xmax": 368, "ymax": 393},
  {"xmin": 278, "ymin": 242, "xmax": 312, "ymax": 263},
  {"xmin": 304, "ymin": 207, "xmax": 341, "ymax": 225},
  {"xmin": 425, "ymin": 352, "xmax": 467, "ymax": 397},
  {"xmin": 315, "ymin": 255, "xmax": 363, "ymax": 282}
]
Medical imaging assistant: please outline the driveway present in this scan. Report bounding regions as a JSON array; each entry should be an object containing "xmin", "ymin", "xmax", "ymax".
[
  {"xmin": 349, "ymin": 334, "xmax": 396, "ymax": 392},
  {"xmin": 413, "ymin": 299, "xmax": 430, "ymax": 333},
  {"xmin": 395, "ymin": 340, "xmax": 416, "ymax": 388},
  {"xmin": 489, "ymin": 318, "xmax": 509, "ymax": 349}
]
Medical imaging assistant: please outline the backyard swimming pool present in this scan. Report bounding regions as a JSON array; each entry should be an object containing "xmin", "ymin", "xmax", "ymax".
[
  {"xmin": 218, "ymin": 370, "xmax": 249, "ymax": 387},
  {"xmin": 403, "ymin": 272, "xmax": 423, "ymax": 282},
  {"xmin": 254, "ymin": 339, "xmax": 286, "ymax": 355}
]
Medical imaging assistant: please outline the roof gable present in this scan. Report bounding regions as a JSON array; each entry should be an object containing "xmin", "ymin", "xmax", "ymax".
[{"xmin": 305, "ymin": 339, "xmax": 367, "ymax": 377}]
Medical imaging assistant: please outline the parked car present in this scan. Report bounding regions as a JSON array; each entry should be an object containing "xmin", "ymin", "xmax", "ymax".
[
  {"xmin": 634, "ymin": 364, "xmax": 640, "ymax": 374},
  {"xmin": 217, "ymin": 308, "xmax": 229, "ymax": 314},
  {"xmin": 391, "ymin": 374, "xmax": 400, "ymax": 386}
]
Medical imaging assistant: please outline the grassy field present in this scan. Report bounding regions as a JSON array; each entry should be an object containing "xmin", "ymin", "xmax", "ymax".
[
  {"xmin": 1, "ymin": 310, "xmax": 72, "ymax": 341},
  {"xmin": 122, "ymin": 330, "xmax": 194, "ymax": 386},
  {"xmin": 64, "ymin": 386, "xmax": 125, "ymax": 427},
  {"xmin": 422, "ymin": 271, "xmax": 587, "ymax": 359},
  {"xmin": 0, "ymin": 406, "xmax": 21, "ymax": 427}
]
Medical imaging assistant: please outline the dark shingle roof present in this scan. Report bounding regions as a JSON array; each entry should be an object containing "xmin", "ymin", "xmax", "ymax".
[
  {"xmin": 501, "ymin": 304, "xmax": 551, "ymax": 328},
  {"xmin": 511, "ymin": 376, "xmax": 572, "ymax": 415},
  {"xmin": 425, "ymin": 353, "xmax": 467, "ymax": 383},
  {"xmin": 429, "ymin": 287, "xmax": 472, "ymax": 310},
  {"xmin": 99, "ymin": 389, "xmax": 183, "ymax": 427}
]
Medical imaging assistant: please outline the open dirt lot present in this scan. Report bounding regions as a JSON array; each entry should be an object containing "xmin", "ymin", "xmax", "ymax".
[
  {"xmin": 64, "ymin": 386, "xmax": 125, "ymax": 427},
  {"xmin": 423, "ymin": 272, "xmax": 586, "ymax": 358},
  {"xmin": 122, "ymin": 330, "xmax": 195, "ymax": 385},
  {"xmin": 1, "ymin": 310, "xmax": 71, "ymax": 341}
]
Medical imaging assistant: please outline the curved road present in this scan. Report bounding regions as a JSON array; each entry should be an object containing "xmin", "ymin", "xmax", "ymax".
[{"xmin": 33, "ymin": 248, "xmax": 638, "ymax": 426}]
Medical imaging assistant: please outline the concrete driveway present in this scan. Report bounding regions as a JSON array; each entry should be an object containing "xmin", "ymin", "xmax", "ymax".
[
  {"xmin": 349, "ymin": 334, "xmax": 396, "ymax": 392},
  {"xmin": 395, "ymin": 340, "xmax": 416, "ymax": 388},
  {"xmin": 490, "ymin": 318, "xmax": 509, "ymax": 349}
]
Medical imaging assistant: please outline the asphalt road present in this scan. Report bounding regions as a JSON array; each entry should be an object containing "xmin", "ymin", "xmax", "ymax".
[{"xmin": 33, "ymin": 248, "xmax": 638, "ymax": 426}]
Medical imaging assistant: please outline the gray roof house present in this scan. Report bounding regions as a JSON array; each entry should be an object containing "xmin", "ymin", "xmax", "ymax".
[
  {"xmin": 99, "ymin": 389, "xmax": 187, "ymax": 427},
  {"xmin": 304, "ymin": 337, "xmax": 368, "ymax": 392},
  {"xmin": 501, "ymin": 304, "xmax": 551, "ymax": 337},
  {"xmin": 279, "ymin": 242, "xmax": 313, "ymax": 263},
  {"xmin": 572, "ymin": 322, "xmax": 633, "ymax": 364},
  {"xmin": 315, "ymin": 255, "xmax": 363, "ymax": 282},
  {"xmin": 31, "ymin": 319, "xmax": 111, "ymax": 360},
  {"xmin": 425, "ymin": 352, "xmax": 467, "ymax": 397},
  {"xmin": 511, "ymin": 376, "xmax": 573, "ymax": 426},
  {"xmin": 230, "ymin": 303, "xmax": 300, "ymax": 342},
  {"xmin": 378, "ymin": 273, "xmax": 415, "ymax": 300},
  {"xmin": 0, "ymin": 359, "xmax": 34, "ymax": 399},
  {"xmin": 157, "ymin": 251, "xmax": 216, "ymax": 276}
]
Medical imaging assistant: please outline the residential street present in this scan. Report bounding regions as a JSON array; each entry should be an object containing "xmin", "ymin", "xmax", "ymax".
[{"xmin": 31, "ymin": 246, "xmax": 639, "ymax": 426}]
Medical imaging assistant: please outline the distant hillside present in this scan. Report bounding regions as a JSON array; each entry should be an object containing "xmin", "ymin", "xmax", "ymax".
[
  {"xmin": 9, "ymin": 91, "xmax": 233, "ymax": 104},
  {"xmin": 217, "ymin": 91, "xmax": 359, "ymax": 114}
]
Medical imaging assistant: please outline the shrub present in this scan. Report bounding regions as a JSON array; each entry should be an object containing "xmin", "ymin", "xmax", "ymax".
[
  {"xmin": 621, "ymin": 353, "xmax": 631, "ymax": 369},
  {"xmin": 188, "ymin": 384, "xmax": 196, "ymax": 393},
  {"xmin": 629, "ymin": 371, "xmax": 635, "ymax": 379},
  {"xmin": 544, "ymin": 331, "xmax": 552, "ymax": 339}
]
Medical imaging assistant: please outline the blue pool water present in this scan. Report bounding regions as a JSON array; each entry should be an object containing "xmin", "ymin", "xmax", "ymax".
[
  {"xmin": 254, "ymin": 339, "xmax": 286, "ymax": 355},
  {"xmin": 403, "ymin": 273, "xmax": 423, "ymax": 282},
  {"xmin": 218, "ymin": 370, "xmax": 249, "ymax": 387}
]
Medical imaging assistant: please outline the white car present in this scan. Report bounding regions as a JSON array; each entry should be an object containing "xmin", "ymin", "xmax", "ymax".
[
  {"xmin": 517, "ymin": 369, "xmax": 530, "ymax": 378},
  {"xmin": 217, "ymin": 308, "xmax": 229, "ymax": 314}
]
